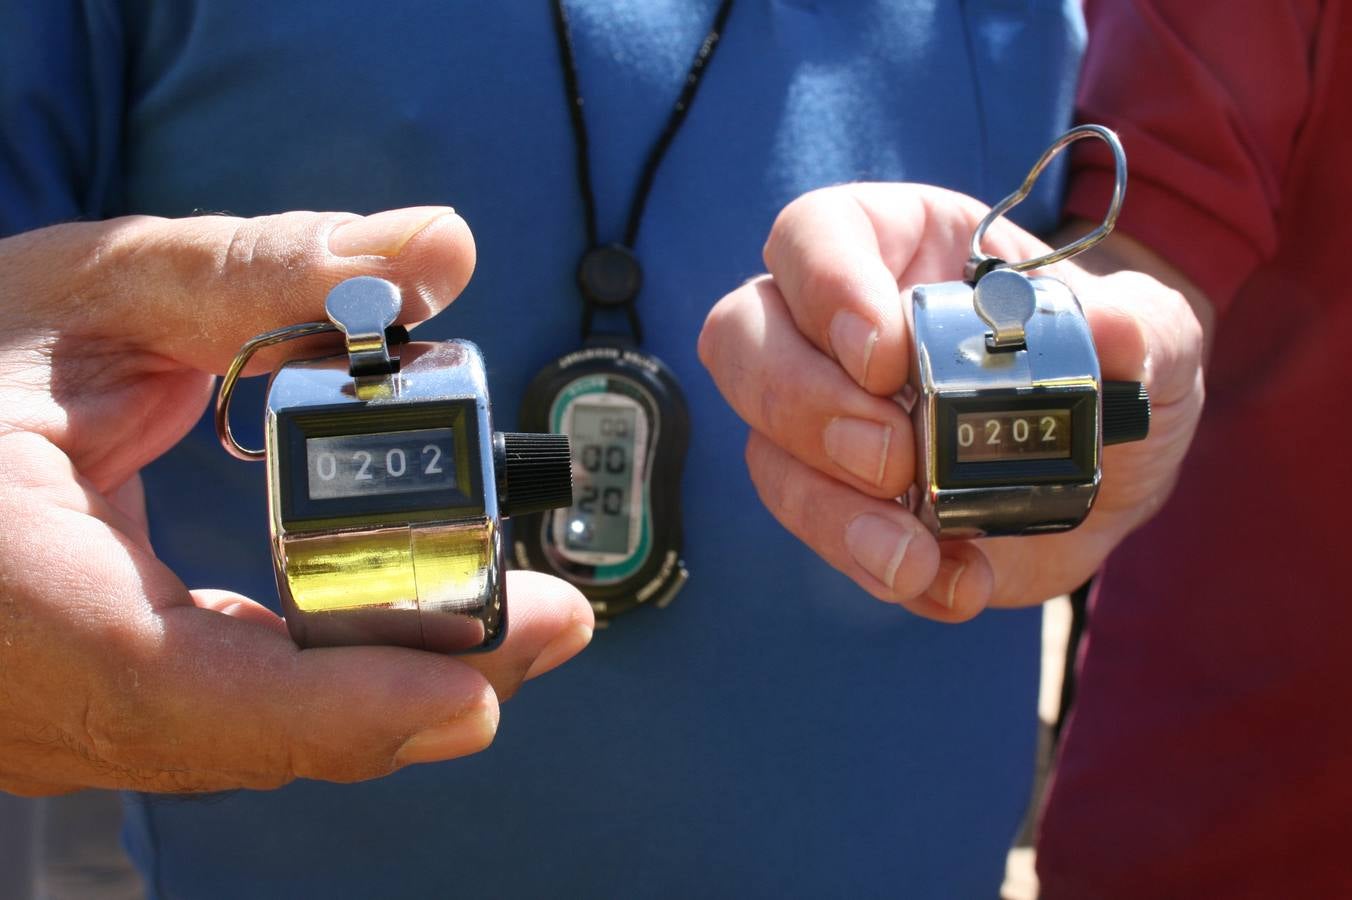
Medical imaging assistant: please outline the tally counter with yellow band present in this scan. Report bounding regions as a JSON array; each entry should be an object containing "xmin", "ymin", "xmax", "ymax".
[{"xmin": 216, "ymin": 276, "xmax": 573, "ymax": 652}]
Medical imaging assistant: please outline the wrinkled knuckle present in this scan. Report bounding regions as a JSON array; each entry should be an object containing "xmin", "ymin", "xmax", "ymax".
[
  {"xmin": 75, "ymin": 702, "xmax": 119, "ymax": 766},
  {"xmin": 217, "ymin": 217, "xmax": 268, "ymax": 284},
  {"xmin": 766, "ymin": 190, "xmax": 826, "ymax": 262},
  {"xmin": 767, "ymin": 195, "xmax": 804, "ymax": 245},
  {"xmin": 46, "ymin": 719, "xmax": 228, "ymax": 794},
  {"xmin": 68, "ymin": 690, "xmax": 159, "ymax": 777},
  {"xmin": 63, "ymin": 653, "xmax": 188, "ymax": 779},
  {"xmin": 219, "ymin": 213, "xmax": 329, "ymax": 299},
  {"xmin": 60, "ymin": 223, "xmax": 137, "ymax": 316}
]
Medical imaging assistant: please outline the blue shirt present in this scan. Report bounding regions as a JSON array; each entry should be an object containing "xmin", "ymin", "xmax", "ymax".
[{"xmin": 1, "ymin": 2, "xmax": 1083, "ymax": 896}]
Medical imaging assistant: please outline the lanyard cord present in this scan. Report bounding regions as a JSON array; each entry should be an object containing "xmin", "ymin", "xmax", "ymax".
[{"xmin": 551, "ymin": 0, "xmax": 736, "ymax": 339}]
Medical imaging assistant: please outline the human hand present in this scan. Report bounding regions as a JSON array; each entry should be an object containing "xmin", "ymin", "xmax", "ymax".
[
  {"xmin": 699, "ymin": 184, "xmax": 1204, "ymax": 621},
  {"xmin": 0, "ymin": 207, "xmax": 593, "ymax": 795}
]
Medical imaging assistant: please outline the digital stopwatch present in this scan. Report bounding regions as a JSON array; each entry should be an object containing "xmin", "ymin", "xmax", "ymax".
[
  {"xmin": 525, "ymin": 0, "xmax": 730, "ymax": 619},
  {"xmin": 515, "ymin": 341, "xmax": 690, "ymax": 619},
  {"xmin": 904, "ymin": 125, "xmax": 1151, "ymax": 538},
  {"xmin": 216, "ymin": 276, "xmax": 573, "ymax": 653}
]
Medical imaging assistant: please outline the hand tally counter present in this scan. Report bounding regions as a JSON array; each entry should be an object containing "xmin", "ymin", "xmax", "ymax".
[
  {"xmin": 903, "ymin": 125, "xmax": 1150, "ymax": 538},
  {"xmin": 216, "ymin": 277, "xmax": 573, "ymax": 652}
]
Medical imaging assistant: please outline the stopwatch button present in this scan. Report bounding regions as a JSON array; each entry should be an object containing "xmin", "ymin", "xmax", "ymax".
[
  {"xmin": 496, "ymin": 432, "xmax": 574, "ymax": 517},
  {"xmin": 577, "ymin": 243, "xmax": 642, "ymax": 307},
  {"xmin": 1102, "ymin": 381, "xmax": 1150, "ymax": 445}
]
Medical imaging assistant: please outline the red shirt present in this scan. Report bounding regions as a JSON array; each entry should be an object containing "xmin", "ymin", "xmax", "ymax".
[{"xmin": 1039, "ymin": 1, "xmax": 1352, "ymax": 896}]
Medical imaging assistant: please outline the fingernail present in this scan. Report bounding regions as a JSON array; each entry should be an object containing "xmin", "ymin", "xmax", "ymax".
[
  {"xmin": 394, "ymin": 702, "xmax": 498, "ymax": 766},
  {"xmin": 828, "ymin": 311, "xmax": 879, "ymax": 385},
  {"xmin": 824, "ymin": 417, "xmax": 892, "ymax": 486},
  {"xmin": 329, "ymin": 206, "xmax": 454, "ymax": 258},
  {"xmin": 524, "ymin": 621, "xmax": 594, "ymax": 681},
  {"xmin": 923, "ymin": 557, "xmax": 967, "ymax": 610},
  {"xmin": 845, "ymin": 514, "xmax": 913, "ymax": 593}
]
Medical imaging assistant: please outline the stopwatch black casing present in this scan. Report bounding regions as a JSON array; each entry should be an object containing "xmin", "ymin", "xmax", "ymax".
[{"xmin": 515, "ymin": 341, "xmax": 690, "ymax": 619}]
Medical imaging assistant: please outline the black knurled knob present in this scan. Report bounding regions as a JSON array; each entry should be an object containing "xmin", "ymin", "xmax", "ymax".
[
  {"xmin": 496, "ymin": 432, "xmax": 573, "ymax": 518},
  {"xmin": 1102, "ymin": 381, "xmax": 1151, "ymax": 445}
]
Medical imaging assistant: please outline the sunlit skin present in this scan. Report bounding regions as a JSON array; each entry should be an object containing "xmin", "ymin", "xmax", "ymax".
[
  {"xmin": 0, "ymin": 207, "xmax": 593, "ymax": 795},
  {"xmin": 0, "ymin": 186, "xmax": 1210, "ymax": 796},
  {"xmin": 699, "ymin": 184, "xmax": 1210, "ymax": 622}
]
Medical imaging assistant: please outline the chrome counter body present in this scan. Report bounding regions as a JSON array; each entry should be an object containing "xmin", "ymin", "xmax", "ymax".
[
  {"xmin": 907, "ymin": 276, "xmax": 1102, "ymax": 538},
  {"xmin": 264, "ymin": 340, "xmax": 504, "ymax": 652}
]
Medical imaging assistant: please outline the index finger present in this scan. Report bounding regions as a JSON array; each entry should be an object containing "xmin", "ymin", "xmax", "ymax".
[
  {"xmin": 762, "ymin": 183, "xmax": 1048, "ymax": 396},
  {"xmin": 1, "ymin": 207, "xmax": 476, "ymax": 374},
  {"xmin": 762, "ymin": 186, "xmax": 910, "ymax": 395}
]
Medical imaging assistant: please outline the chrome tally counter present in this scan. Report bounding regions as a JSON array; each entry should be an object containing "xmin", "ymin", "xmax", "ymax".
[
  {"xmin": 905, "ymin": 125, "xmax": 1150, "ymax": 538},
  {"xmin": 216, "ymin": 276, "xmax": 573, "ymax": 652}
]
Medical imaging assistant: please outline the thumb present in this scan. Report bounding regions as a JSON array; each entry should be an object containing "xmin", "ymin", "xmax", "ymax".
[
  {"xmin": 156, "ymin": 603, "xmax": 504, "ymax": 788},
  {"xmin": 1, "ymin": 206, "xmax": 475, "ymax": 371}
]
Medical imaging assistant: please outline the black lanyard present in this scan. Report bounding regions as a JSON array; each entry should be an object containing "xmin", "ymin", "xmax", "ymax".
[{"xmin": 550, "ymin": 0, "xmax": 736, "ymax": 342}]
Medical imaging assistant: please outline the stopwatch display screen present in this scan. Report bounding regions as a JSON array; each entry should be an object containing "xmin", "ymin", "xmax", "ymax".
[
  {"xmin": 305, "ymin": 428, "xmax": 458, "ymax": 500},
  {"xmin": 517, "ymin": 343, "xmax": 690, "ymax": 615},
  {"xmin": 565, "ymin": 404, "xmax": 637, "ymax": 555},
  {"xmin": 955, "ymin": 409, "xmax": 1072, "ymax": 462}
]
